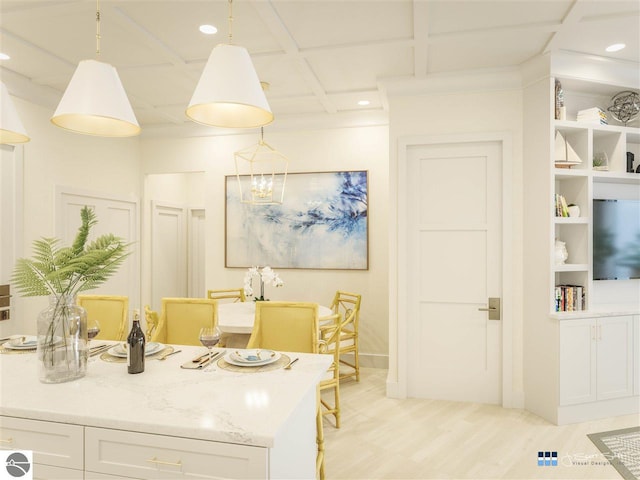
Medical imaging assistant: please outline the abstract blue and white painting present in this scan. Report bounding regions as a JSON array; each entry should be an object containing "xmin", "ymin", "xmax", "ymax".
[{"xmin": 226, "ymin": 171, "xmax": 368, "ymax": 269}]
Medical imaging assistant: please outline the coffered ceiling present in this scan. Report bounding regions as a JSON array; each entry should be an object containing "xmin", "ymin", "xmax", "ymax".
[{"xmin": 1, "ymin": 0, "xmax": 638, "ymax": 135}]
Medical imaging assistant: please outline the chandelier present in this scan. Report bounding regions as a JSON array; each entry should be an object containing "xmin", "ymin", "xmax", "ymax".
[{"xmin": 234, "ymin": 128, "xmax": 288, "ymax": 205}]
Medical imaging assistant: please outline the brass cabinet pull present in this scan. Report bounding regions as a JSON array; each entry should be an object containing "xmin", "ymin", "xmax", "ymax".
[
  {"xmin": 0, "ymin": 437, "xmax": 14, "ymax": 445},
  {"xmin": 146, "ymin": 456, "xmax": 182, "ymax": 468}
]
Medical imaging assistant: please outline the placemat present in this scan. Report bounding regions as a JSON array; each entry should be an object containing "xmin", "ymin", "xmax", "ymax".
[
  {"xmin": 217, "ymin": 353, "xmax": 291, "ymax": 373},
  {"xmin": 100, "ymin": 345, "xmax": 175, "ymax": 363}
]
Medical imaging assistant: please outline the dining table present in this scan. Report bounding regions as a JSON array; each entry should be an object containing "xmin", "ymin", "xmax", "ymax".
[
  {"xmin": 0, "ymin": 339, "xmax": 332, "ymax": 480},
  {"xmin": 217, "ymin": 301, "xmax": 333, "ymax": 334}
]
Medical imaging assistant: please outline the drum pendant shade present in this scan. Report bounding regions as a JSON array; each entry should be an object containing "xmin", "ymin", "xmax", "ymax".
[
  {"xmin": 186, "ymin": 44, "xmax": 273, "ymax": 129},
  {"xmin": 51, "ymin": 59, "xmax": 140, "ymax": 137},
  {"xmin": 0, "ymin": 82, "xmax": 30, "ymax": 144}
]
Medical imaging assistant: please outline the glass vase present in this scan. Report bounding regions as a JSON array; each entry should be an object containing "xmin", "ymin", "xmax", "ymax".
[{"xmin": 37, "ymin": 295, "xmax": 88, "ymax": 383}]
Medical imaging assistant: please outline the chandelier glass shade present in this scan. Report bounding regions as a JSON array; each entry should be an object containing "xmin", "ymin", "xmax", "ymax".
[
  {"xmin": 0, "ymin": 82, "xmax": 30, "ymax": 144},
  {"xmin": 234, "ymin": 132, "xmax": 288, "ymax": 205},
  {"xmin": 51, "ymin": 59, "xmax": 140, "ymax": 137}
]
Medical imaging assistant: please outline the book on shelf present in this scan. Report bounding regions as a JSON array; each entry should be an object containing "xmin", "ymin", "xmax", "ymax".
[
  {"xmin": 555, "ymin": 285, "xmax": 586, "ymax": 312},
  {"xmin": 576, "ymin": 107, "xmax": 607, "ymax": 125},
  {"xmin": 554, "ymin": 193, "xmax": 570, "ymax": 217}
]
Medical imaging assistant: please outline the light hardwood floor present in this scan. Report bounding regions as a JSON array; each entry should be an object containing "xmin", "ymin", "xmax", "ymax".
[{"xmin": 321, "ymin": 368, "xmax": 639, "ymax": 479}]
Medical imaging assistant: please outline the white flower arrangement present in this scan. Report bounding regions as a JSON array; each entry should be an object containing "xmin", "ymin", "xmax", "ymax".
[{"xmin": 243, "ymin": 266, "xmax": 284, "ymax": 301}]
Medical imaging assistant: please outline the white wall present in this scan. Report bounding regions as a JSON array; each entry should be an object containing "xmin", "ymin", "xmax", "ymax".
[
  {"xmin": 8, "ymin": 98, "xmax": 141, "ymax": 334},
  {"xmin": 388, "ymin": 86, "xmax": 525, "ymax": 399},
  {"xmin": 141, "ymin": 126, "xmax": 389, "ymax": 364}
]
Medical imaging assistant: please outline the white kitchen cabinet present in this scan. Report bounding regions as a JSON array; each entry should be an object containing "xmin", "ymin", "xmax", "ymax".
[
  {"xmin": 85, "ymin": 427, "xmax": 268, "ymax": 480},
  {"xmin": 33, "ymin": 464, "xmax": 84, "ymax": 480},
  {"xmin": 0, "ymin": 416, "xmax": 84, "ymax": 475},
  {"xmin": 560, "ymin": 315, "xmax": 634, "ymax": 406}
]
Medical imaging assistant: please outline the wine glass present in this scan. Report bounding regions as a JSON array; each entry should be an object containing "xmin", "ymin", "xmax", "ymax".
[
  {"xmin": 87, "ymin": 318, "xmax": 101, "ymax": 346},
  {"xmin": 199, "ymin": 326, "xmax": 221, "ymax": 371}
]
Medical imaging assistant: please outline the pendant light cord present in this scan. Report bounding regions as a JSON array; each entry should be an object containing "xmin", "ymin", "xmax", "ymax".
[
  {"xmin": 228, "ymin": 0, "xmax": 233, "ymax": 43},
  {"xmin": 95, "ymin": 0, "xmax": 101, "ymax": 57}
]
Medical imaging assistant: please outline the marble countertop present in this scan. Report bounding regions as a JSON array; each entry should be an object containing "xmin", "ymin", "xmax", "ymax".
[
  {"xmin": 0, "ymin": 345, "xmax": 331, "ymax": 448},
  {"xmin": 550, "ymin": 304, "xmax": 640, "ymax": 320}
]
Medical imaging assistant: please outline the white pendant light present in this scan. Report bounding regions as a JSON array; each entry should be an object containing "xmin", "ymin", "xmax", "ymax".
[
  {"xmin": 0, "ymin": 82, "xmax": 30, "ymax": 144},
  {"xmin": 50, "ymin": 1, "xmax": 140, "ymax": 137},
  {"xmin": 186, "ymin": 0, "xmax": 273, "ymax": 129},
  {"xmin": 51, "ymin": 59, "xmax": 140, "ymax": 137}
]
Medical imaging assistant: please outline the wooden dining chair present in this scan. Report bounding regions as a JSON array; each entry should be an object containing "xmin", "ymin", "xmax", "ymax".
[
  {"xmin": 329, "ymin": 291, "xmax": 362, "ymax": 381},
  {"xmin": 152, "ymin": 298, "xmax": 218, "ymax": 346},
  {"xmin": 248, "ymin": 302, "xmax": 342, "ymax": 427},
  {"xmin": 77, "ymin": 294, "xmax": 128, "ymax": 341},
  {"xmin": 206, "ymin": 288, "xmax": 246, "ymax": 303}
]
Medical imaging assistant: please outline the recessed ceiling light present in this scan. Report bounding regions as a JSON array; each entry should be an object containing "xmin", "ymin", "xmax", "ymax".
[
  {"xmin": 605, "ymin": 43, "xmax": 625, "ymax": 52},
  {"xmin": 199, "ymin": 24, "xmax": 218, "ymax": 35},
  {"xmin": 0, "ymin": 53, "xmax": 10, "ymax": 60},
  {"xmin": 357, "ymin": 100, "xmax": 370, "ymax": 106}
]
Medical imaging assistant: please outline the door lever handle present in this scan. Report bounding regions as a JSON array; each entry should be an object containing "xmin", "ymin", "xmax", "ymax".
[{"xmin": 478, "ymin": 297, "xmax": 501, "ymax": 320}]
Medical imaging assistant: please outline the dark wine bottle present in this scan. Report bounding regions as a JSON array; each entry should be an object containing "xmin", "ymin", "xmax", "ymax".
[{"xmin": 127, "ymin": 308, "xmax": 145, "ymax": 374}]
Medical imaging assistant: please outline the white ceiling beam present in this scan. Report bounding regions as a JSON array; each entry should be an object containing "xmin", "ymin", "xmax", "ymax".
[
  {"xmin": 249, "ymin": 0, "xmax": 337, "ymax": 114},
  {"xmin": 109, "ymin": 5, "xmax": 200, "ymax": 90},
  {"xmin": 0, "ymin": 27, "xmax": 75, "ymax": 69},
  {"xmin": 543, "ymin": 0, "xmax": 583, "ymax": 54},
  {"xmin": 412, "ymin": 0, "xmax": 429, "ymax": 77},
  {"xmin": 430, "ymin": 20, "xmax": 561, "ymax": 43}
]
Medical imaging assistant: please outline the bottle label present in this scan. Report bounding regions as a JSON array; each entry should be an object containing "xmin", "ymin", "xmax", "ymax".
[{"xmin": 127, "ymin": 343, "xmax": 131, "ymax": 367}]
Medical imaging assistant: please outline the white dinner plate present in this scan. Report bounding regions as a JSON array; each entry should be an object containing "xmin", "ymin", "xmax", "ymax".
[
  {"xmin": 107, "ymin": 342, "xmax": 164, "ymax": 358},
  {"xmin": 225, "ymin": 349, "xmax": 280, "ymax": 367},
  {"xmin": 3, "ymin": 336, "xmax": 38, "ymax": 350}
]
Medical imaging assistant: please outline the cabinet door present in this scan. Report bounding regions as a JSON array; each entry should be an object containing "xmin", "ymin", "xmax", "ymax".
[
  {"xmin": 560, "ymin": 319, "xmax": 597, "ymax": 405},
  {"xmin": 85, "ymin": 427, "xmax": 268, "ymax": 479},
  {"xmin": 34, "ymin": 464, "xmax": 83, "ymax": 480},
  {"xmin": 597, "ymin": 316, "xmax": 634, "ymax": 400},
  {"xmin": 0, "ymin": 416, "xmax": 83, "ymax": 470}
]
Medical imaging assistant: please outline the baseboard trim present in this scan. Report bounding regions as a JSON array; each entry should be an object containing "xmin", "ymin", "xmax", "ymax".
[{"xmin": 341, "ymin": 353, "xmax": 388, "ymax": 369}]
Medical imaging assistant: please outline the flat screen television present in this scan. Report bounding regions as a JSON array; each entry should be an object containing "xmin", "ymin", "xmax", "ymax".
[{"xmin": 592, "ymin": 198, "xmax": 640, "ymax": 280}]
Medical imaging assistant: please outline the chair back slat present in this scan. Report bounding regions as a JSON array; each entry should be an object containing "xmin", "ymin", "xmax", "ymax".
[{"xmin": 207, "ymin": 288, "xmax": 246, "ymax": 303}]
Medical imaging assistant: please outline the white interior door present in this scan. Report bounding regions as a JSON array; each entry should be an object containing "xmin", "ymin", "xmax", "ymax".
[
  {"xmin": 188, "ymin": 208, "xmax": 206, "ymax": 298},
  {"xmin": 58, "ymin": 190, "xmax": 140, "ymax": 311},
  {"xmin": 406, "ymin": 141, "xmax": 502, "ymax": 404},
  {"xmin": 151, "ymin": 202, "xmax": 187, "ymax": 308}
]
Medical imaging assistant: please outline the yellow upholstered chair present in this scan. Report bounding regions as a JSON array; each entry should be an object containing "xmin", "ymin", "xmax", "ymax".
[
  {"xmin": 329, "ymin": 291, "xmax": 362, "ymax": 381},
  {"xmin": 152, "ymin": 298, "xmax": 218, "ymax": 346},
  {"xmin": 144, "ymin": 305, "xmax": 159, "ymax": 339},
  {"xmin": 77, "ymin": 295, "xmax": 128, "ymax": 341},
  {"xmin": 206, "ymin": 288, "xmax": 246, "ymax": 303},
  {"xmin": 247, "ymin": 302, "xmax": 342, "ymax": 428}
]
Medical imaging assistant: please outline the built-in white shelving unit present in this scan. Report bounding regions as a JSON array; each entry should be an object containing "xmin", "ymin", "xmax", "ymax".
[{"xmin": 523, "ymin": 53, "xmax": 639, "ymax": 425}]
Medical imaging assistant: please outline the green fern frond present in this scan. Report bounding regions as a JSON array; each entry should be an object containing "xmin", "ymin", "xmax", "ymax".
[
  {"xmin": 12, "ymin": 206, "xmax": 131, "ymax": 298},
  {"xmin": 71, "ymin": 206, "xmax": 97, "ymax": 255},
  {"xmin": 11, "ymin": 259, "xmax": 54, "ymax": 296}
]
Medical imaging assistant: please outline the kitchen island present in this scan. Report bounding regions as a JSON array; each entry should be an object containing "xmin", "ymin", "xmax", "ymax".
[{"xmin": 0, "ymin": 345, "xmax": 331, "ymax": 479}]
